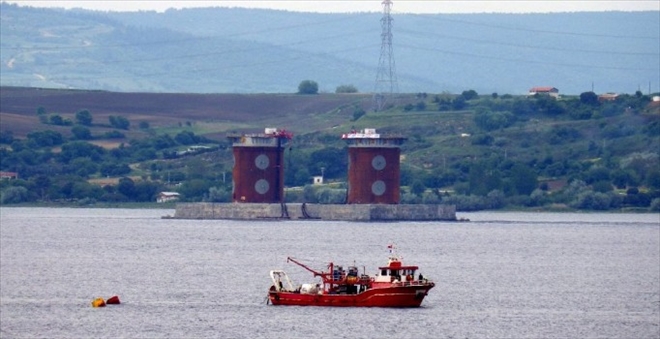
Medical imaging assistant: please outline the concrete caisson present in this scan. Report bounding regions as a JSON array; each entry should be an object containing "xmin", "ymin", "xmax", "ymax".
[
  {"xmin": 228, "ymin": 128, "xmax": 291, "ymax": 203},
  {"xmin": 342, "ymin": 129, "xmax": 406, "ymax": 204}
]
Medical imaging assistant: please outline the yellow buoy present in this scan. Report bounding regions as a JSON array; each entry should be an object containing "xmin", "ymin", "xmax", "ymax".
[{"xmin": 91, "ymin": 297, "xmax": 106, "ymax": 307}]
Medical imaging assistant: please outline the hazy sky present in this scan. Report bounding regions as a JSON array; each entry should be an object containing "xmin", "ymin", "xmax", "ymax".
[{"xmin": 5, "ymin": 0, "xmax": 660, "ymax": 13}]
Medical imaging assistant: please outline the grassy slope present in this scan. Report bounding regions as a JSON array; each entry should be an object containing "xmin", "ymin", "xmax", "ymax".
[{"xmin": 1, "ymin": 87, "xmax": 659, "ymax": 186}]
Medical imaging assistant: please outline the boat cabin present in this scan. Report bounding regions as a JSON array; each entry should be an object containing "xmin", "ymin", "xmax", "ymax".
[
  {"xmin": 374, "ymin": 255, "xmax": 419, "ymax": 283},
  {"xmin": 375, "ymin": 265, "xmax": 418, "ymax": 283}
]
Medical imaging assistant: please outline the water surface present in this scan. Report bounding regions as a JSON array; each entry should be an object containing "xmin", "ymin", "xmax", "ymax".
[{"xmin": 1, "ymin": 208, "xmax": 658, "ymax": 338}]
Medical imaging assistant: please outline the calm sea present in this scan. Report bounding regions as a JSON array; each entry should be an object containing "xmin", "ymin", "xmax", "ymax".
[{"xmin": 1, "ymin": 207, "xmax": 658, "ymax": 339}]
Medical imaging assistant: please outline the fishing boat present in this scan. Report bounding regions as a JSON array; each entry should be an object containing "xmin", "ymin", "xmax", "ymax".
[{"xmin": 267, "ymin": 245, "xmax": 434, "ymax": 307}]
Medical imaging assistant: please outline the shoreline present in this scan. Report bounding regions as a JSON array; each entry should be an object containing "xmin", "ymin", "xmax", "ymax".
[{"xmin": 0, "ymin": 202, "xmax": 655, "ymax": 214}]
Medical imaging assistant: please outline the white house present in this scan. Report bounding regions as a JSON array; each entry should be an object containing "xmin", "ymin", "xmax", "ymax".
[
  {"xmin": 528, "ymin": 87, "xmax": 559, "ymax": 98},
  {"xmin": 157, "ymin": 192, "xmax": 180, "ymax": 203}
]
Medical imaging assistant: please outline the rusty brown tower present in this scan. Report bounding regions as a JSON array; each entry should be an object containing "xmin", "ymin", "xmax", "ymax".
[
  {"xmin": 227, "ymin": 128, "xmax": 292, "ymax": 203},
  {"xmin": 342, "ymin": 129, "xmax": 406, "ymax": 204}
]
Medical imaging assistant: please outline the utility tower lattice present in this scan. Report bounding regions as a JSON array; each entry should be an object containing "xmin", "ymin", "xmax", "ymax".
[{"xmin": 373, "ymin": 0, "xmax": 398, "ymax": 112}]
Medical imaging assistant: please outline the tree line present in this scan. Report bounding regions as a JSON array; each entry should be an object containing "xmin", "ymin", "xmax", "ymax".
[{"xmin": 1, "ymin": 90, "xmax": 659, "ymax": 212}]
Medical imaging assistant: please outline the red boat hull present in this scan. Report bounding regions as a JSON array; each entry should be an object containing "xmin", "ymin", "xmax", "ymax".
[{"xmin": 268, "ymin": 283, "xmax": 434, "ymax": 307}]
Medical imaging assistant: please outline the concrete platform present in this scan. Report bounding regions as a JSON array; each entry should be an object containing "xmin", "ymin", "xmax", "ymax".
[{"xmin": 170, "ymin": 202, "xmax": 456, "ymax": 221}]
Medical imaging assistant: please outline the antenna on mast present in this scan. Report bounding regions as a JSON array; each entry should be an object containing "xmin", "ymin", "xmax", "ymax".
[{"xmin": 372, "ymin": 0, "xmax": 398, "ymax": 112}]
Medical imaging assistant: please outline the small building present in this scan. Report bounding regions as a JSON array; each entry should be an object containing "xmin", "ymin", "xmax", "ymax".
[
  {"xmin": 528, "ymin": 87, "xmax": 559, "ymax": 98},
  {"xmin": 0, "ymin": 171, "xmax": 18, "ymax": 180},
  {"xmin": 312, "ymin": 176, "xmax": 324, "ymax": 185},
  {"xmin": 157, "ymin": 192, "xmax": 180, "ymax": 203},
  {"xmin": 598, "ymin": 93, "xmax": 619, "ymax": 102}
]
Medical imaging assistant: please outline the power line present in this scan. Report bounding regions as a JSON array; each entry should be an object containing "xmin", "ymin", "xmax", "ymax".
[
  {"xmin": 397, "ymin": 42, "xmax": 658, "ymax": 72},
  {"xmin": 397, "ymin": 28, "xmax": 659, "ymax": 57},
  {"xmin": 396, "ymin": 10, "xmax": 659, "ymax": 40}
]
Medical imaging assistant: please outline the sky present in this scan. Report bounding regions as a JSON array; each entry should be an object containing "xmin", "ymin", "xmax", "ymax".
[{"xmin": 4, "ymin": 0, "xmax": 660, "ymax": 14}]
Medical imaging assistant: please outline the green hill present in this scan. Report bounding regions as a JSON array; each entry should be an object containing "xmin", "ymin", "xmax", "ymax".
[{"xmin": 0, "ymin": 86, "xmax": 659, "ymax": 211}]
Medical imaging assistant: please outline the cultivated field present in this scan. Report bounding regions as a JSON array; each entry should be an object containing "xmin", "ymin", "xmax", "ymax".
[{"xmin": 0, "ymin": 86, "xmax": 377, "ymax": 140}]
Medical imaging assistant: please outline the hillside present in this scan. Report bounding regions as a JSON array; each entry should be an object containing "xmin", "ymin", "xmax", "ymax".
[
  {"xmin": 0, "ymin": 86, "xmax": 375, "ymax": 139},
  {"xmin": 1, "ymin": 3, "xmax": 658, "ymax": 94},
  {"xmin": 1, "ymin": 86, "xmax": 659, "ymax": 211}
]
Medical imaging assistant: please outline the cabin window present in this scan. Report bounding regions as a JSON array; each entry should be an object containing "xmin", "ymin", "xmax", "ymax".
[{"xmin": 381, "ymin": 269, "xmax": 387, "ymax": 275}]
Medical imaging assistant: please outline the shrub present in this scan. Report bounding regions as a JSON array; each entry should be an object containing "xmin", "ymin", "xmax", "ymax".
[
  {"xmin": 352, "ymin": 108, "xmax": 366, "ymax": 121},
  {"xmin": 297, "ymin": 80, "xmax": 319, "ymax": 94},
  {"xmin": 335, "ymin": 85, "xmax": 358, "ymax": 93},
  {"xmin": 1, "ymin": 186, "xmax": 30, "ymax": 204},
  {"xmin": 650, "ymin": 198, "xmax": 660, "ymax": 212}
]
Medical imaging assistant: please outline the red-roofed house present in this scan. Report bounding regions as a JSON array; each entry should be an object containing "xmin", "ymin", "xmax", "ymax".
[
  {"xmin": 0, "ymin": 171, "xmax": 18, "ymax": 180},
  {"xmin": 528, "ymin": 87, "xmax": 559, "ymax": 98}
]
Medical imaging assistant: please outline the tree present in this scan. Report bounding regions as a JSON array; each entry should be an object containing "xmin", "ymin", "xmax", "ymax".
[
  {"xmin": 583, "ymin": 166, "xmax": 610, "ymax": 184},
  {"xmin": 474, "ymin": 110, "xmax": 514, "ymax": 131},
  {"xmin": 0, "ymin": 130, "xmax": 13, "ymax": 144},
  {"xmin": 510, "ymin": 163, "xmax": 538, "ymax": 195},
  {"xmin": 59, "ymin": 141, "xmax": 106, "ymax": 163},
  {"xmin": 579, "ymin": 91, "xmax": 599, "ymax": 106},
  {"xmin": 70, "ymin": 157, "xmax": 99, "ymax": 177},
  {"xmin": 646, "ymin": 170, "xmax": 660, "ymax": 190},
  {"xmin": 410, "ymin": 180, "xmax": 426, "ymax": 196},
  {"xmin": 49, "ymin": 114, "xmax": 65, "ymax": 126},
  {"xmin": 208, "ymin": 186, "xmax": 231, "ymax": 202},
  {"xmin": 352, "ymin": 108, "xmax": 366, "ymax": 121},
  {"xmin": 308, "ymin": 147, "xmax": 346, "ymax": 179},
  {"xmin": 178, "ymin": 179, "xmax": 211, "ymax": 201},
  {"xmin": 297, "ymin": 80, "xmax": 319, "ymax": 94},
  {"xmin": 30, "ymin": 175, "xmax": 51, "ymax": 200},
  {"xmin": 70, "ymin": 181, "xmax": 104, "ymax": 201},
  {"xmin": 37, "ymin": 107, "xmax": 48, "ymax": 124},
  {"xmin": 536, "ymin": 96, "xmax": 565, "ymax": 115},
  {"xmin": 27, "ymin": 130, "xmax": 64, "ymax": 147},
  {"xmin": 117, "ymin": 177, "xmax": 135, "ymax": 199},
  {"xmin": 133, "ymin": 181, "xmax": 162, "ymax": 202},
  {"xmin": 1, "ymin": 186, "xmax": 30, "ymax": 204},
  {"xmin": 461, "ymin": 89, "xmax": 478, "ymax": 101},
  {"xmin": 175, "ymin": 131, "xmax": 198, "ymax": 145},
  {"xmin": 100, "ymin": 163, "xmax": 131, "ymax": 177},
  {"xmin": 109, "ymin": 115, "xmax": 130, "ymax": 130},
  {"xmin": 452, "ymin": 96, "xmax": 466, "ymax": 110},
  {"xmin": 468, "ymin": 163, "xmax": 489, "ymax": 196},
  {"xmin": 335, "ymin": 84, "xmax": 358, "ymax": 93},
  {"xmin": 75, "ymin": 110, "xmax": 93, "ymax": 126},
  {"xmin": 71, "ymin": 126, "xmax": 92, "ymax": 140}
]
